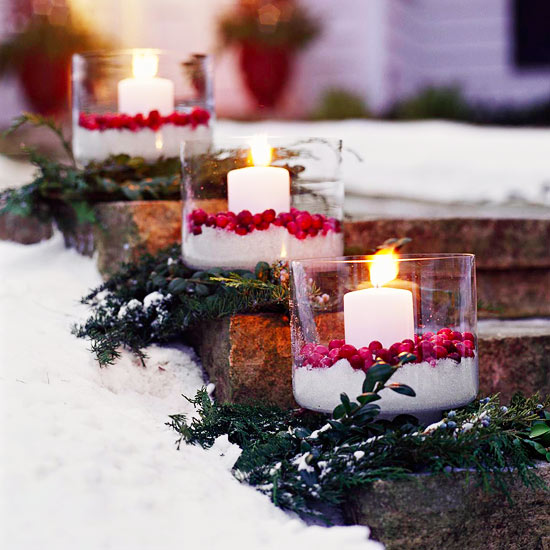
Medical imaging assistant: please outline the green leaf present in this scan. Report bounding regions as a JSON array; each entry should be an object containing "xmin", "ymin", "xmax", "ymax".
[
  {"xmin": 387, "ymin": 383, "xmax": 416, "ymax": 397},
  {"xmin": 357, "ymin": 392, "xmax": 381, "ymax": 405},
  {"xmin": 365, "ymin": 362, "xmax": 394, "ymax": 388},
  {"xmin": 332, "ymin": 404, "xmax": 346, "ymax": 420},
  {"xmin": 397, "ymin": 352, "xmax": 416, "ymax": 364},
  {"xmin": 254, "ymin": 261, "xmax": 270, "ymax": 281},
  {"xmin": 168, "ymin": 278, "xmax": 188, "ymax": 294},
  {"xmin": 530, "ymin": 423, "xmax": 550, "ymax": 439},
  {"xmin": 340, "ymin": 393, "xmax": 352, "ymax": 413}
]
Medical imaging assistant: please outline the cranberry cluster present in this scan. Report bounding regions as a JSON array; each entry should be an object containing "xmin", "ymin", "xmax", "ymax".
[
  {"xmin": 189, "ymin": 207, "xmax": 342, "ymax": 239},
  {"xmin": 78, "ymin": 107, "xmax": 210, "ymax": 132},
  {"xmin": 300, "ymin": 328, "xmax": 476, "ymax": 372}
]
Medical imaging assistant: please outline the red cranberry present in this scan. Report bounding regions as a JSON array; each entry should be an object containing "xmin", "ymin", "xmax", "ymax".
[
  {"xmin": 328, "ymin": 348, "xmax": 340, "ymax": 361},
  {"xmin": 205, "ymin": 215, "xmax": 216, "ymax": 227},
  {"xmin": 237, "ymin": 210, "xmax": 253, "ymax": 225},
  {"xmin": 322, "ymin": 222, "xmax": 332, "ymax": 233},
  {"xmin": 369, "ymin": 340, "xmax": 383, "ymax": 352},
  {"xmin": 376, "ymin": 348, "xmax": 392, "ymax": 362},
  {"xmin": 362, "ymin": 353, "xmax": 374, "ymax": 369},
  {"xmin": 308, "ymin": 228, "xmax": 318, "ymax": 238},
  {"xmin": 296, "ymin": 230, "xmax": 307, "ymax": 240},
  {"xmin": 320, "ymin": 356, "xmax": 333, "ymax": 368},
  {"xmin": 358, "ymin": 347, "xmax": 372, "ymax": 360},
  {"xmin": 443, "ymin": 339, "xmax": 456, "ymax": 351},
  {"xmin": 463, "ymin": 332, "xmax": 475, "ymax": 342},
  {"xmin": 191, "ymin": 209, "xmax": 207, "ymax": 225},
  {"xmin": 235, "ymin": 226, "xmax": 248, "ymax": 236},
  {"xmin": 258, "ymin": 221, "xmax": 269, "ymax": 231},
  {"xmin": 339, "ymin": 344, "xmax": 357, "ymax": 359},
  {"xmin": 423, "ymin": 331, "xmax": 434, "ymax": 340},
  {"xmin": 226, "ymin": 222, "xmax": 236, "ymax": 231},
  {"xmin": 463, "ymin": 339, "xmax": 474, "ymax": 350},
  {"xmin": 434, "ymin": 345, "xmax": 448, "ymax": 359},
  {"xmin": 226, "ymin": 211, "xmax": 237, "ymax": 220},
  {"xmin": 329, "ymin": 339, "xmax": 345, "ymax": 350},
  {"xmin": 437, "ymin": 327, "xmax": 452, "ymax": 336},
  {"xmin": 399, "ymin": 342, "xmax": 414, "ymax": 353},
  {"xmin": 262, "ymin": 209, "xmax": 276, "ymax": 223},
  {"xmin": 295, "ymin": 213, "xmax": 312, "ymax": 231},
  {"xmin": 252, "ymin": 213, "xmax": 263, "ymax": 226},
  {"xmin": 414, "ymin": 346, "xmax": 423, "ymax": 362},
  {"xmin": 389, "ymin": 343, "xmax": 401, "ymax": 356},
  {"xmin": 247, "ymin": 224, "xmax": 255, "ymax": 233},
  {"xmin": 290, "ymin": 207, "xmax": 300, "ymax": 216},
  {"xmin": 420, "ymin": 341, "xmax": 435, "ymax": 358},
  {"xmin": 309, "ymin": 352, "xmax": 323, "ymax": 368},
  {"xmin": 216, "ymin": 214, "xmax": 229, "ymax": 228},
  {"xmin": 301, "ymin": 343, "xmax": 315, "ymax": 355},
  {"xmin": 286, "ymin": 221, "xmax": 297, "ymax": 235},
  {"xmin": 349, "ymin": 354, "xmax": 364, "ymax": 370},
  {"xmin": 455, "ymin": 342, "xmax": 467, "ymax": 357},
  {"xmin": 280, "ymin": 213, "xmax": 293, "ymax": 225},
  {"xmin": 191, "ymin": 226, "xmax": 202, "ymax": 235},
  {"xmin": 448, "ymin": 352, "xmax": 460, "ymax": 363},
  {"xmin": 272, "ymin": 218, "xmax": 282, "ymax": 226},
  {"xmin": 311, "ymin": 214, "xmax": 324, "ymax": 229},
  {"xmin": 314, "ymin": 345, "xmax": 329, "ymax": 356},
  {"xmin": 451, "ymin": 331, "xmax": 463, "ymax": 341},
  {"xmin": 414, "ymin": 334, "xmax": 422, "ymax": 344}
]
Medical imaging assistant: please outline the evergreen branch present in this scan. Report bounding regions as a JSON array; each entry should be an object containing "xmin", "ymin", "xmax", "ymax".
[
  {"xmin": 5, "ymin": 111, "xmax": 76, "ymax": 166},
  {"xmin": 170, "ymin": 387, "xmax": 550, "ymax": 522}
]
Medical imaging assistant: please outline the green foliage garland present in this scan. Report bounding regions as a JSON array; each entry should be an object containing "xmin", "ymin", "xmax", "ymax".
[{"xmin": 170, "ymin": 379, "xmax": 550, "ymax": 521}]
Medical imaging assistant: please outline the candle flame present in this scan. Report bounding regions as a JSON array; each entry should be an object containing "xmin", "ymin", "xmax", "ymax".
[
  {"xmin": 369, "ymin": 248, "xmax": 399, "ymax": 287},
  {"xmin": 249, "ymin": 135, "xmax": 272, "ymax": 166},
  {"xmin": 132, "ymin": 52, "xmax": 159, "ymax": 79}
]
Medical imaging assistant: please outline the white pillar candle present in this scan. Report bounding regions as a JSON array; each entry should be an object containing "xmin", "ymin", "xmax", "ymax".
[
  {"xmin": 227, "ymin": 136, "xmax": 290, "ymax": 214},
  {"xmin": 344, "ymin": 287, "xmax": 414, "ymax": 349},
  {"xmin": 344, "ymin": 250, "xmax": 415, "ymax": 349},
  {"xmin": 118, "ymin": 52, "xmax": 174, "ymax": 116}
]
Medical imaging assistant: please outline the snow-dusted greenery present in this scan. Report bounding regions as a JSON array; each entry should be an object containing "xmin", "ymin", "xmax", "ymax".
[
  {"xmin": 170, "ymin": 383, "xmax": 550, "ymax": 521},
  {"xmin": 74, "ymin": 244, "xmax": 291, "ymax": 366}
]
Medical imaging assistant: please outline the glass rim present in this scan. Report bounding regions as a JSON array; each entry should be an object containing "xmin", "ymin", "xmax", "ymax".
[
  {"xmin": 290, "ymin": 253, "xmax": 475, "ymax": 267},
  {"xmin": 72, "ymin": 49, "xmax": 211, "ymax": 60},
  {"xmin": 181, "ymin": 135, "xmax": 343, "ymax": 149}
]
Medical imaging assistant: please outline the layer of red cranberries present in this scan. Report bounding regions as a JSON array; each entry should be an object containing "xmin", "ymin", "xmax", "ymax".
[
  {"xmin": 189, "ymin": 207, "xmax": 342, "ymax": 239},
  {"xmin": 299, "ymin": 328, "xmax": 476, "ymax": 372},
  {"xmin": 78, "ymin": 107, "xmax": 210, "ymax": 132}
]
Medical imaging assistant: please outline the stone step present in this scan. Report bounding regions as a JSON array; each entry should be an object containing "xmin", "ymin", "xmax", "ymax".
[
  {"xmin": 342, "ymin": 462, "xmax": 550, "ymax": 550},
  {"xmin": 191, "ymin": 315, "xmax": 550, "ymax": 409},
  {"xmin": 2, "ymin": 201, "xmax": 548, "ymax": 315}
]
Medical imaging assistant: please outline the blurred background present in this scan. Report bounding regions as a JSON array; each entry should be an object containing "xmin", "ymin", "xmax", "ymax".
[
  {"xmin": 2, "ymin": 0, "xmax": 550, "ymax": 124},
  {"xmin": 1, "ymin": 0, "xmax": 550, "ymax": 213}
]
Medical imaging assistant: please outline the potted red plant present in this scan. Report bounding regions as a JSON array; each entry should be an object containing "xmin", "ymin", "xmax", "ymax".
[
  {"xmin": 0, "ymin": 3, "xmax": 107, "ymax": 116},
  {"xmin": 218, "ymin": 0, "xmax": 320, "ymax": 109}
]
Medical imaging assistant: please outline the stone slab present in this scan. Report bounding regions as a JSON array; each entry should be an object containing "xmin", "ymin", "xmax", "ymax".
[
  {"xmin": 93, "ymin": 201, "xmax": 183, "ymax": 278},
  {"xmin": 0, "ymin": 211, "xmax": 52, "ymax": 244},
  {"xmin": 343, "ymin": 463, "xmax": 550, "ymax": 550},
  {"xmin": 192, "ymin": 314, "xmax": 550, "ymax": 409},
  {"xmin": 343, "ymin": 218, "xmax": 550, "ymax": 270}
]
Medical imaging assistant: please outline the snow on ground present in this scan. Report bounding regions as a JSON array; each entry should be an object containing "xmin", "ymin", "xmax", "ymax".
[
  {"xmin": 219, "ymin": 119, "xmax": 550, "ymax": 206},
  {"xmin": 0, "ymin": 235, "xmax": 381, "ymax": 550}
]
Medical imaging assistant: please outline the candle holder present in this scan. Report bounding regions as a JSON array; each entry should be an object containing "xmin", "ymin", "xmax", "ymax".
[
  {"xmin": 181, "ymin": 137, "xmax": 344, "ymax": 269},
  {"xmin": 290, "ymin": 254, "xmax": 478, "ymax": 421},
  {"xmin": 72, "ymin": 49, "xmax": 214, "ymax": 165}
]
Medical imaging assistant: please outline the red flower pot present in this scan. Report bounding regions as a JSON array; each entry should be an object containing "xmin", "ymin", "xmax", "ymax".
[
  {"xmin": 18, "ymin": 52, "xmax": 70, "ymax": 115},
  {"xmin": 239, "ymin": 42, "xmax": 293, "ymax": 109}
]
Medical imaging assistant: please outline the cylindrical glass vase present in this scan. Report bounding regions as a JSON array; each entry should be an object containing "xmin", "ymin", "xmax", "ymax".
[
  {"xmin": 290, "ymin": 254, "xmax": 478, "ymax": 420},
  {"xmin": 72, "ymin": 49, "xmax": 214, "ymax": 165},
  {"xmin": 181, "ymin": 137, "xmax": 344, "ymax": 269}
]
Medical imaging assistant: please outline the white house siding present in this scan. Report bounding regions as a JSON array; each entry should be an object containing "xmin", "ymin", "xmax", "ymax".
[{"xmin": 385, "ymin": 0, "xmax": 550, "ymax": 109}]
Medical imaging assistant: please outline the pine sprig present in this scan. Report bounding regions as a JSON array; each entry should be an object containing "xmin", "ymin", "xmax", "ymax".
[
  {"xmin": 74, "ymin": 246, "xmax": 291, "ymax": 366},
  {"xmin": 170, "ymin": 384, "xmax": 550, "ymax": 521}
]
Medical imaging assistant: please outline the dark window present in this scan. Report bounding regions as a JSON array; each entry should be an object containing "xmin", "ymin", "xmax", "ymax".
[{"xmin": 514, "ymin": 0, "xmax": 550, "ymax": 67}]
